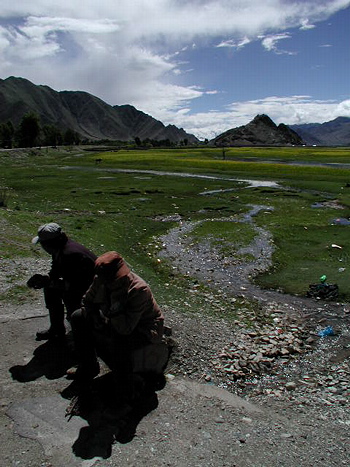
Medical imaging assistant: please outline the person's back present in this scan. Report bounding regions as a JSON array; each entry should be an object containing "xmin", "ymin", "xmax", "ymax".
[{"xmin": 51, "ymin": 237, "xmax": 97, "ymax": 297}]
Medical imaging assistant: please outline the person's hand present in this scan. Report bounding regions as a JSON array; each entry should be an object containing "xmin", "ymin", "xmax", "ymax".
[{"xmin": 27, "ymin": 274, "xmax": 50, "ymax": 289}]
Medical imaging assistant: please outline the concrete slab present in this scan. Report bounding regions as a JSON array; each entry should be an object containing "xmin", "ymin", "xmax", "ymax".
[{"xmin": 6, "ymin": 396, "xmax": 92, "ymax": 467}]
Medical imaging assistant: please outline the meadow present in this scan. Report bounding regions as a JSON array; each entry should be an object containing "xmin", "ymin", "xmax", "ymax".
[{"xmin": 1, "ymin": 145, "xmax": 350, "ymax": 309}]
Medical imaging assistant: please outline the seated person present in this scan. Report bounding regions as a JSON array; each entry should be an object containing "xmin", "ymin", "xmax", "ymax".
[
  {"xmin": 70, "ymin": 251, "xmax": 168, "ymax": 398},
  {"xmin": 27, "ymin": 223, "xmax": 97, "ymax": 340}
]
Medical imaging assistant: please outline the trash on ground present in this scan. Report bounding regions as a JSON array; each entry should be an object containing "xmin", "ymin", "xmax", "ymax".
[{"xmin": 318, "ymin": 326, "xmax": 335, "ymax": 337}]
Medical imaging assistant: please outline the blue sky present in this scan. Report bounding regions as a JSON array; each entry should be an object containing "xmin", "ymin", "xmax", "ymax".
[{"xmin": 0, "ymin": 1, "xmax": 349, "ymax": 139}]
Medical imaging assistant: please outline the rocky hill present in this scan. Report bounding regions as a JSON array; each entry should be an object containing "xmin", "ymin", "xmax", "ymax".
[
  {"xmin": 0, "ymin": 76, "xmax": 198, "ymax": 143},
  {"xmin": 290, "ymin": 116, "xmax": 350, "ymax": 146},
  {"xmin": 210, "ymin": 114, "xmax": 304, "ymax": 147}
]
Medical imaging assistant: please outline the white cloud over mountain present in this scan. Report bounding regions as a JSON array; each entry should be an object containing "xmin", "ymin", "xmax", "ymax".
[{"xmin": 0, "ymin": 0, "xmax": 349, "ymax": 138}]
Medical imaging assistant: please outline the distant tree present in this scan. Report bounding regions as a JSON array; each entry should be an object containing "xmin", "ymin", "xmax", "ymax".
[
  {"xmin": 184, "ymin": 138, "xmax": 188, "ymax": 146},
  {"xmin": 42, "ymin": 124, "xmax": 62, "ymax": 146},
  {"xmin": 75, "ymin": 132, "xmax": 81, "ymax": 145},
  {"xmin": 18, "ymin": 113, "xmax": 40, "ymax": 148},
  {"xmin": 0, "ymin": 121, "xmax": 14, "ymax": 148},
  {"xmin": 0, "ymin": 124, "xmax": 6, "ymax": 148},
  {"xmin": 134, "ymin": 136, "xmax": 141, "ymax": 146},
  {"xmin": 63, "ymin": 128, "xmax": 79, "ymax": 145}
]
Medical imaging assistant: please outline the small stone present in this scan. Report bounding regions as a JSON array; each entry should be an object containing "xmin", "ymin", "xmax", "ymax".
[
  {"xmin": 241, "ymin": 417, "xmax": 252, "ymax": 424},
  {"xmin": 280, "ymin": 433, "xmax": 293, "ymax": 439},
  {"xmin": 285, "ymin": 382, "xmax": 297, "ymax": 391}
]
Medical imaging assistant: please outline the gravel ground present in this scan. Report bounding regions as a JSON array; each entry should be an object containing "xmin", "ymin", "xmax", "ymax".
[{"xmin": 157, "ymin": 205, "xmax": 350, "ymax": 465}]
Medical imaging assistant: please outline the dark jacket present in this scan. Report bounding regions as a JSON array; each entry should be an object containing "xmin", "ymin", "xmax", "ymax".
[{"xmin": 49, "ymin": 239, "xmax": 97, "ymax": 296}]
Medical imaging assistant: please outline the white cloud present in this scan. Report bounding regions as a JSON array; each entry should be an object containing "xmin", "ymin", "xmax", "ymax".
[
  {"xmin": 163, "ymin": 95, "xmax": 350, "ymax": 140},
  {"xmin": 260, "ymin": 33, "xmax": 297, "ymax": 55},
  {"xmin": 300, "ymin": 19, "xmax": 316, "ymax": 30},
  {"xmin": 225, "ymin": 96, "xmax": 343, "ymax": 125},
  {"xmin": 336, "ymin": 99, "xmax": 350, "ymax": 116},
  {"xmin": 216, "ymin": 36, "xmax": 251, "ymax": 49},
  {"xmin": 216, "ymin": 39, "xmax": 237, "ymax": 49},
  {"xmin": 0, "ymin": 0, "xmax": 349, "ymax": 139}
]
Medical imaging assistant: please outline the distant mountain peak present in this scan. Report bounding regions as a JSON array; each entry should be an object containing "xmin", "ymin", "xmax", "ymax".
[
  {"xmin": 210, "ymin": 114, "xmax": 303, "ymax": 146},
  {"xmin": 251, "ymin": 114, "xmax": 276, "ymax": 127}
]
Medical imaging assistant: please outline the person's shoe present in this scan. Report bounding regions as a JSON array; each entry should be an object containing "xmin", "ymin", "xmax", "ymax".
[{"xmin": 36, "ymin": 327, "xmax": 66, "ymax": 341}]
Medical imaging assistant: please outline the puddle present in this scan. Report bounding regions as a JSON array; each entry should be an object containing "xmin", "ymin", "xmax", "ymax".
[
  {"xmin": 331, "ymin": 218, "xmax": 350, "ymax": 226},
  {"xmin": 61, "ymin": 166, "xmax": 280, "ymax": 189},
  {"xmin": 238, "ymin": 179, "xmax": 279, "ymax": 188},
  {"xmin": 200, "ymin": 188, "xmax": 237, "ymax": 195},
  {"xmin": 312, "ymin": 201, "xmax": 345, "ymax": 210},
  {"xmin": 200, "ymin": 182, "xmax": 279, "ymax": 195}
]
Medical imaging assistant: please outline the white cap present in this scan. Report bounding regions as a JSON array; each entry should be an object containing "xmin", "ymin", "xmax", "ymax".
[{"xmin": 32, "ymin": 223, "xmax": 62, "ymax": 244}]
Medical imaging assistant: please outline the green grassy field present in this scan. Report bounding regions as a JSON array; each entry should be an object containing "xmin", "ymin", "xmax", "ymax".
[{"xmin": 1, "ymin": 145, "xmax": 350, "ymax": 309}]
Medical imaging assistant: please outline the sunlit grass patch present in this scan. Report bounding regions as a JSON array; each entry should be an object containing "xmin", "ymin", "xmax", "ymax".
[{"xmin": 190, "ymin": 219, "xmax": 257, "ymax": 257}]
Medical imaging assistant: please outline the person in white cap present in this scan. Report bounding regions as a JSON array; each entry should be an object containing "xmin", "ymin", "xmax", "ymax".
[{"xmin": 27, "ymin": 223, "xmax": 97, "ymax": 341}]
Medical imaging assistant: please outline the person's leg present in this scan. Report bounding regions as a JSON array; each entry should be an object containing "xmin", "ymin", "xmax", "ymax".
[
  {"xmin": 63, "ymin": 290, "xmax": 85, "ymax": 322},
  {"xmin": 36, "ymin": 287, "xmax": 66, "ymax": 340},
  {"xmin": 109, "ymin": 332, "xmax": 147, "ymax": 402},
  {"xmin": 70, "ymin": 309, "xmax": 100, "ymax": 380}
]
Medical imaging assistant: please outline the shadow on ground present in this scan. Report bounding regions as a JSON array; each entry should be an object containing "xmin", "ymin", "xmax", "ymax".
[
  {"xmin": 62, "ymin": 372, "xmax": 163, "ymax": 459},
  {"xmin": 9, "ymin": 335, "xmax": 76, "ymax": 382},
  {"xmin": 8, "ymin": 336, "xmax": 165, "ymax": 460}
]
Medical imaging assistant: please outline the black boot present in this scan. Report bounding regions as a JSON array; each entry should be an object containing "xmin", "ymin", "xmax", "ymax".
[
  {"xmin": 36, "ymin": 305, "xmax": 66, "ymax": 341},
  {"xmin": 69, "ymin": 308, "xmax": 100, "ymax": 379},
  {"xmin": 36, "ymin": 327, "xmax": 66, "ymax": 341}
]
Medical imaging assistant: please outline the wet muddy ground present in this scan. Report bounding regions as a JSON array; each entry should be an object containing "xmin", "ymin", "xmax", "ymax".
[{"xmin": 158, "ymin": 201, "xmax": 350, "ymax": 413}]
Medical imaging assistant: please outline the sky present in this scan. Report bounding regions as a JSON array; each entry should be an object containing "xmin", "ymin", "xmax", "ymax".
[{"xmin": 0, "ymin": 1, "xmax": 350, "ymax": 140}]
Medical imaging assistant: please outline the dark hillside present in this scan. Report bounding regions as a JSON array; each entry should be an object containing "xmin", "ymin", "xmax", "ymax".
[
  {"xmin": 290, "ymin": 117, "xmax": 350, "ymax": 146},
  {"xmin": 210, "ymin": 114, "xmax": 303, "ymax": 146},
  {"xmin": 0, "ymin": 76, "xmax": 198, "ymax": 143}
]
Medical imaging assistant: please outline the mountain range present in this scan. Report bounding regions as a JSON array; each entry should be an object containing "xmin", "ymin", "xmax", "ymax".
[
  {"xmin": 0, "ymin": 76, "xmax": 198, "ymax": 143},
  {"xmin": 290, "ymin": 117, "xmax": 350, "ymax": 146},
  {"xmin": 1, "ymin": 76, "xmax": 349, "ymax": 146}
]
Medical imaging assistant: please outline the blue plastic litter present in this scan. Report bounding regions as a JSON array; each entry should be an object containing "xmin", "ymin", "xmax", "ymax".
[{"xmin": 318, "ymin": 326, "xmax": 335, "ymax": 337}]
